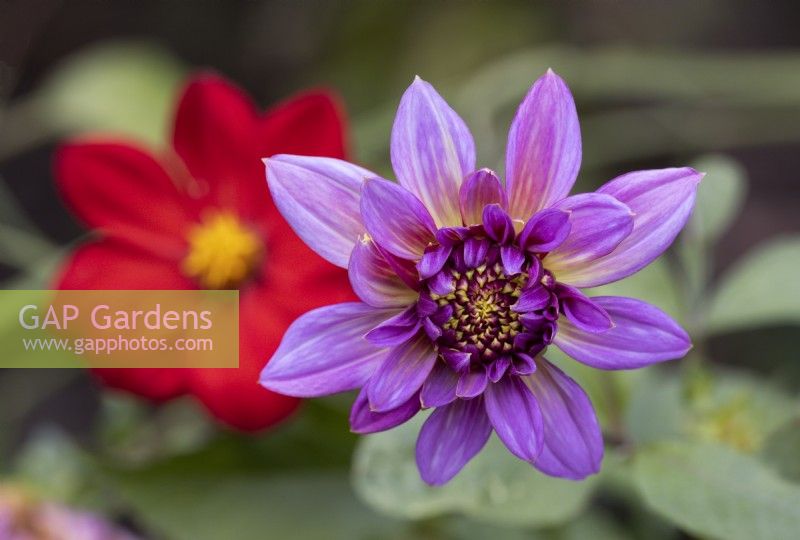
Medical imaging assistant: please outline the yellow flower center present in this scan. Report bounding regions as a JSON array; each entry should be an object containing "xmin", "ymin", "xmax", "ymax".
[{"xmin": 183, "ymin": 211, "xmax": 263, "ymax": 289}]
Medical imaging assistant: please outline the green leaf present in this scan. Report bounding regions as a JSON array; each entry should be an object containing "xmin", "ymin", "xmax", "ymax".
[
  {"xmin": 688, "ymin": 154, "xmax": 747, "ymax": 244},
  {"xmin": 352, "ymin": 414, "xmax": 597, "ymax": 527},
  {"xmin": 116, "ymin": 469, "xmax": 402, "ymax": 540},
  {"xmin": 634, "ymin": 441, "xmax": 800, "ymax": 540},
  {"xmin": 35, "ymin": 41, "xmax": 186, "ymax": 146},
  {"xmin": 625, "ymin": 367, "xmax": 796, "ymax": 452},
  {"xmin": 706, "ymin": 236, "xmax": 800, "ymax": 332},
  {"xmin": 761, "ymin": 417, "xmax": 800, "ymax": 484},
  {"xmin": 0, "ymin": 223, "xmax": 56, "ymax": 268}
]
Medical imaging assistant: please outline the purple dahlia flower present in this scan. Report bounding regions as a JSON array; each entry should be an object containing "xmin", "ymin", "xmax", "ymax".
[{"xmin": 260, "ymin": 69, "xmax": 700, "ymax": 485}]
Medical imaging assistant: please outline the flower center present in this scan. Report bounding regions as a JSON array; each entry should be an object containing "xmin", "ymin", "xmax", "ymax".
[
  {"xmin": 433, "ymin": 263, "xmax": 527, "ymax": 361},
  {"xmin": 183, "ymin": 211, "xmax": 263, "ymax": 289},
  {"xmin": 420, "ymin": 230, "xmax": 561, "ymax": 376}
]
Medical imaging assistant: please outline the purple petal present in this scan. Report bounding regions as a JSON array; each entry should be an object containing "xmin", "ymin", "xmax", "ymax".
[
  {"xmin": 488, "ymin": 356, "xmax": 511, "ymax": 382},
  {"xmin": 484, "ymin": 375, "xmax": 543, "ymax": 462},
  {"xmin": 350, "ymin": 386, "xmax": 420, "ymax": 434},
  {"xmin": 429, "ymin": 304, "xmax": 453, "ymax": 326},
  {"xmin": 365, "ymin": 306, "xmax": 421, "ymax": 347},
  {"xmin": 436, "ymin": 226, "xmax": 470, "ymax": 247},
  {"xmin": 523, "ymin": 358, "xmax": 603, "ymax": 480},
  {"xmin": 349, "ymin": 236, "xmax": 418, "ymax": 308},
  {"xmin": 510, "ymin": 352, "xmax": 537, "ymax": 376},
  {"xmin": 428, "ymin": 271, "xmax": 455, "ymax": 295},
  {"xmin": 260, "ymin": 303, "xmax": 399, "ymax": 397},
  {"xmin": 519, "ymin": 208, "xmax": 571, "ymax": 253},
  {"xmin": 416, "ymin": 295, "xmax": 438, "ymax": 317},
  {"xmin": 544, "ymin": 193, "xmax": 634, "ymax": 274},
  {"xmin": 460, "ymin": 169, "xmax": 508, "ymax": 226},
  {"xmin": 441, "ymin": 347, "xmax": 471, "ymax": 372},
  {"xmin": 420, "ymin": 362, "xmax": 459, "ymax": 407},
  {"xmin": 416, "ymin": 397, "xmax": 492, "ymax": 485},
  {"xmin": 375, "ymin": 244, "xmax": 421, "ymax": 290},
  {"xmin": 513, "ymin": 284, "xmax": 551, "ymax": 313},
  {"xmin": 456, "ymin": 365, "xmax": 489, "ymax": 398},
  {"xmin": 558, "ymin": 168, "xmax": 703, "ymax": 287},
  {"xmin": 556, "ymin": 284, "xmax": 613, "ymax": 333},
  {"xmin": 463, "ymin": 237, "xmax": 489, "ymax": 268},
  {"xmin": 422, "ymin": 317, "xmax": 442, "ymax": 341},
  {"xmin": 500, "ymin": 245, "xmax": 525, "ymax": 275},
  {"xmin": 361, "ymin": 178, "xmax": 436, "ymax": 260},
  {"xmin": 506, "ymin": 70, "xmax": 582, "ymax": 221},
  {"xmin": 265, "ymin": 155, "xmax": 374, "ymax": 267},
  {"xmin": 554, "ymin": 296, "xmax": 691, "ymax": 369},
  {"xmin": 418, "ymin": 244, "xmax": 452, "ymax": 279},
  {"xmin": 391, "ymin": 77, "xmax": 476, "ymax": 228},
  {"xmin": 482, "ymin": 204, "xmax": 514, "ymax": 244},
  {"xmin": 367, "ymin": 332, "xmax": 438, "ymax": 412}
]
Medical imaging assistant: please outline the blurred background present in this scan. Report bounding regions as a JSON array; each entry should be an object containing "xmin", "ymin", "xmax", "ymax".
[{"xmin": 0, "ymin": 1, "xmax": 799, "ymax": 539}]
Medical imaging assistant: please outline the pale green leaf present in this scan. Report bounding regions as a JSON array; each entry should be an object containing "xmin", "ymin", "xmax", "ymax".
[
  {"xmin": 688, "ymin": 154, "xmax": 747, "ymax": 243},
  {"xmin": 352, "ymin": 414, "xmax": 597, "ymax": 527},
  {"xmin": 706, "ymin": 236, "xmax": 800, "ymax": 331},
  {"xmin": 626, "ymin": 367, "xmax": 796, "ymax": 451},
  {"xmin": 117, "ymin": 471, "xmax": 400, "ymax": 540},
  {"xmin": 35, "ymin": 41, "xmax": 186, "ymax": 146},
  {"xmin": 761, "ymin": 417, "xmax": 800, "ymax": 484},
  {"xmin": 635, "ymin": 441, "xmax": 800, "ymax": 540}
]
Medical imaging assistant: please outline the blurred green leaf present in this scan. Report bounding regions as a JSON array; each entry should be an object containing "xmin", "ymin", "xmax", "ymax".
[
  {"xmin": 10, "ymin": 426, "xmax": 118, "ymax": 515},
  {"xmin": 30, "ymin": 41, "xmax": 185, "ymax": 148},
  {"xmin": 706, "ymin": 236, "xmax": 800, "ymax": 332},
  {"xmin": 761, "ymin": 417, "xmax": 800, "ymax": 484},
  {"xmin": 456, "ymin": 47, "xmax": 800, "ymax": 166},
  {"xmin": 688, "ymin": 154, "xmax": 747, "ymax": 244},
  {"xmin": 635, "ymin": 441, "xmax": 800, "ymax": 540},
  {"xmin": 0, "ymin": 223, "xmax": 56, "ymax": 268},
  {"xmin": 626, "ymin": 367, "xmax": 796, "ymax": 452},
  {"xmin": 675, "ymin": 154, "xmax": 747, "ymax": 321},
  {"xmin": 0, "ymin": 177, "xmax": 43, "ymax": 233},
  {"xmin": 98, "ymin": 394, "xmax": 216, "ymax": 466},
  {"xmin": 352, "ymin": 415, "xmax": 597, "ymax": 527},
  {"xmin": 117, "ymin": 469, "xmax": 401, "ymax": 540}
]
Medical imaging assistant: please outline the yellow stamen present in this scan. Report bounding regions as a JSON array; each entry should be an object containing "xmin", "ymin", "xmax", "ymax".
[{"xmin": 183, "ymin": 211, "xmax": 263, "ymax": 289}]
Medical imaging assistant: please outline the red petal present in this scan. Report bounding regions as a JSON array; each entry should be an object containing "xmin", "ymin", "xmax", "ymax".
[
  {"xmin": 55, "ymin": 142, "xmax": 194, "ymax": 258},
  {"xmin": 258, "ymin": 90, "xmax": 348, "ymax": 160},
  {"xmin": 172, "ymin": 74, "xmax": 264, "ymax": 219},
  {"xmin": 54, "ymin": 240, "xmax": 194, "ymax": 401},
  {"xmin": 259, "ymin": 217, "xmax": 357, "ymax": 319},
  {"xmin": 189, "ymin": 292, "xmax": 300, "ymax": 432}
]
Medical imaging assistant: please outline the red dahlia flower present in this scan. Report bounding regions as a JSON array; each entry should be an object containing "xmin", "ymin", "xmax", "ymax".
[{"xmin": 53, "ymin": 74, "xmax": 355, "ymax": 431}]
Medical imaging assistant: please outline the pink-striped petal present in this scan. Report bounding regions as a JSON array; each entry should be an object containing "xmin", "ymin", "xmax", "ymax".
[
  {"xmin": 349, "ymin": 235, "xmax": 418, "ymax": 308},
  {"xmin": 518, "ymin": 208, "xmax": 571, "ymax": 253},
  {"xmin": 265, "ymin": 155, "xmax": 374, "ymax": 267},
  {"xmin": 391, "ymin": 77, "xmax": 476, "ymax": 227},
  {"xmin": 544, "ymin": 193, "xmax": 634, "ymax": 273},
  {"xmin": 360, "ymin": 178, "xmax": 436, "ymax": 260},
  {"xmin": 459, "ymin": 169, "xmax": 507, "ymax": 226},
  {"xmin": 554, "ymin": 296, "xmax": 691, "ymax": 369},
  {"xmin": 260, "ymin": 303, "xmax": 399, "ymax": 397},
  {"xmin": 557, "ymin": 168, "xmax": 703, "ymax": 287},
  {"xmin": 506, "ymin": 70, "xmax": 582, "ymax": 221}
]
